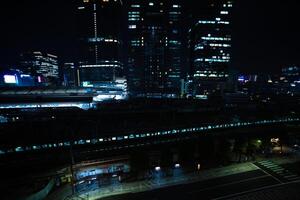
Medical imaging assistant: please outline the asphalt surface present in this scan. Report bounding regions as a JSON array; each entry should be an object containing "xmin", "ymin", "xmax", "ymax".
[
  {"xmin": 100, "ymin": 169, "xmax": 281, "ymax": 200},
  {"xmin": 220, "ymin": 181, "xmax": 300, "ymax": 200},
  {"xmin": 282, "ymin": 161, "xmax": 300, "ymax": 175}
]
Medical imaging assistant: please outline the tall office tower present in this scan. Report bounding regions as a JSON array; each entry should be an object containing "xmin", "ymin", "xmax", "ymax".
[
  {"xmin": 127, "ymin": 0, "xmax": 183, "ymax": 98},
  {"xmin": 77, "ymin": 0, "xmax": 124, "ymax": 87},
  {"xmin": 189, "ymin": 1, "xmax": 233, "ymax": 98},
  {"xmin": 20, "ymin": 51, "xmax": 59, "ymax": 86}
]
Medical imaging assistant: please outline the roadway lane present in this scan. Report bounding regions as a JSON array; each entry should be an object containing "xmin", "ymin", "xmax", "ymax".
[
  {"xmin": 218, "ymin": 181, "xmax": 300, "ymax": 200},
  {"xmin": 100, "ymin": 170, "xmax": 280, "ymax": 200}
]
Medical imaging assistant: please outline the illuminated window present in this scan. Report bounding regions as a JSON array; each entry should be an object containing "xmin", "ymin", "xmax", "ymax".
[
  {"xmin": 131, "ymin": 4, "xmax": 140, "ymax": 8},
  {"xmin": 129, "ymin": 25, "xmax": 137, "ymax": 29}
]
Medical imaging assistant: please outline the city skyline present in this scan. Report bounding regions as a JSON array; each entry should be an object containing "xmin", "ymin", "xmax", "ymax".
[
  {"xmin": 1, "ymin": 1, "xmax": 300, "ymax": 199},
  {"xmin": 0, "ymin": 0, "xmax": 299, "ymax": 74}
]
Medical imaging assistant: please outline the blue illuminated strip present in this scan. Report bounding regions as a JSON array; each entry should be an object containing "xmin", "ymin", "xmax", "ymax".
[
  {"xmin": 0, "ymin": 103, "xmax": 92, "ymax": 110},
  {"xmin": 1, "ymin": 117, "xmax": 299, "ymax": 155}
]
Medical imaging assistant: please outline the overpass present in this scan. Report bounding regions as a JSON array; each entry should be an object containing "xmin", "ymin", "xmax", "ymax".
[{"xmin": 1, "ymin": 117, "xmax": 299, "ymax": 156}]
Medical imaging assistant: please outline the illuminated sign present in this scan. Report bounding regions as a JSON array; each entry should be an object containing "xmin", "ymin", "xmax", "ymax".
[
  {"xmin": 195, "ymin": 95, "xmax": 208, "ymax": 100},
  {"xmin": 238, "ymin": 76, "xmax": 245, "ymax": 82},
  {"xmin": 4, "ymin": 75, "xmax": 17, "ymax": 84},
  {"xmin": 82, "ymin": 81, "xmax": 93, "ymax": 87}
]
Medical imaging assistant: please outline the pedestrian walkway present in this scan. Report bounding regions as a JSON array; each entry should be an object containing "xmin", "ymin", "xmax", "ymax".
[
  {"xmin": 65, "ymin": 163, "xmax": 258, "ymax": 200},
  {"xmin": 47, "ymin": 156, "xmax": 300, "ymax": 200}
]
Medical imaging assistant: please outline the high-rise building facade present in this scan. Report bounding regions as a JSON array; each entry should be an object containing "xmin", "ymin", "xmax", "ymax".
[
  {"xmin": 189, "ymin": 1, "xmax": 233, "ymax": 98},
  {"xmin": 77, "ymin": 0, "xmax": 124, "ymax": 87},
  {"xmin": 127, "ymin": 0, "xmax": 183, "ymax": 98},
  {"xmin": 20, "ymin": 51, "xmax": 59, "ymax": 86}
]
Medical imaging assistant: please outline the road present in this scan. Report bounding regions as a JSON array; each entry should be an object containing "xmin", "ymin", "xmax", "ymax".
[
  {"xmin": 54, "ymin": 158, "xmax": 300, "ymax": 200},
  {"xmin": 99, "ymin": 162, "xmax": 300, "ymax": 200}
]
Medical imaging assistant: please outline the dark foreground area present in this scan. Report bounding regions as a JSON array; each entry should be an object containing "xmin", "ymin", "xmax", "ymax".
[{"xmin": 101, "ymin": 163, "xmax": 300, "ymax": 200}]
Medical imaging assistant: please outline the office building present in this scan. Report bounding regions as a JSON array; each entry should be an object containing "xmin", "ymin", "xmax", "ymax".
[
  {"xmin": 19, "ymin": 51, "xmax": 59, "ymax": 85},
  {"xmin": 77, "ymin": 0, "xmax": 124, "ymax": 87},
  {"xmin": 189, "ymin": 0, "xmax": 233, "ymax": 98},
  {"xmin": 127, "ymin": 0, "xmax": 183, "ymax": 98}
]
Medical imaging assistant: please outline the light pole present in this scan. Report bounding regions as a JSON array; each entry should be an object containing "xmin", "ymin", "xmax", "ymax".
[
  {"xmin": 67, "ymin": 121, "xmax": 77, "ymax": 196},
  {"xmin": 70, "ymin": 127, "xmax": 76, "ymax": 196}
]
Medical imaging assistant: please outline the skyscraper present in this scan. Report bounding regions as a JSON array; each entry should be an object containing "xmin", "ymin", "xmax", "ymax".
[
  {"xmin": 77, "ymin": 0, "xmax": 124, "ymax": 87},
  {"xmin": 127, "ymin": 0, "xmax": 183, "ymax": 98},
  {"xmin": 189, "ymin": 0, "xmax": 233, "ymax": 98}
]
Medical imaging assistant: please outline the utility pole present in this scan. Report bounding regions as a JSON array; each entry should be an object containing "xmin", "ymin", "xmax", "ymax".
[{"xmin": 69, "ymin": 125, "xmax": 76, "ymax": 196}]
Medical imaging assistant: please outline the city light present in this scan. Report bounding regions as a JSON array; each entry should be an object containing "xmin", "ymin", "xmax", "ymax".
[
  {"xmin": 197, "ymin": 164, "xmax": 201, "ymax": 171},
  {"xmin": 175, "ymin": 163, "xmax": 181, "ymax": 168},
  {"xmin": 257, "ymin": 140, "xmax": 262, "ymax": 144},
  {"xmin": 271, "ymin": 138, "xmax": 280, "ymax": 143},
  {"xmin": 1, "ymin": 1, "xmax": 300, "ymax": 199}
]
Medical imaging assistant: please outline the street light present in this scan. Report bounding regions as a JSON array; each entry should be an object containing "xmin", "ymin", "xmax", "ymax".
[
  {"xmin": 271, "ymin": 138, "xmax": 280, "ymax": 143},
  {"xmin": 197, "ymin": 163, "xmax": 201, "ymax": 171},
  {"xmin": 155, "ymin": 166, "xmax": 161, "ymax": 171}
]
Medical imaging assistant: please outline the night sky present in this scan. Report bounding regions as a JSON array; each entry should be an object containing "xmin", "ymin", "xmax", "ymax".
[{"xmin": 0, "ymin": 0, "xmax": 300, "ymax": 74}]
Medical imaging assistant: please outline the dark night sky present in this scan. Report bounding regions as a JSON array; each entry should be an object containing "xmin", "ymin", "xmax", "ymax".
[
  {"xmin": 0, "ymin": 0, "xmax": 300, "ymax": 74},
  {"xmin": 232, "ymin": 0, "xmax": 300, "ymax": 74}
]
